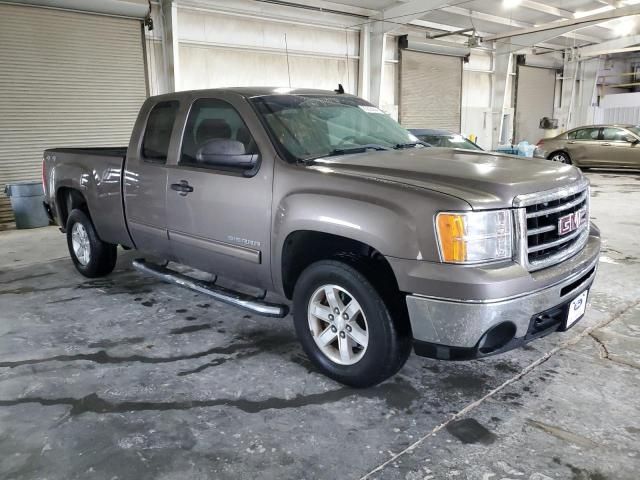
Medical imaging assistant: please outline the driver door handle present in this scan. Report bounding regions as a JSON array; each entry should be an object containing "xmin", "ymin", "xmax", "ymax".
[
  {"xmin": 170, "ymin": 180, "xmax": 194, "ymax": 196},
  {"xmin": 601, "ymin": 142, "xmax": 611, "ymax": 146},
  {"xmin": 567, "ymin": 141, "xmax": 576, "ymax": 144}
]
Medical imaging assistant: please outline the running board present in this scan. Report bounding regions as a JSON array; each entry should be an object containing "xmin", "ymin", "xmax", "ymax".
[{"xmin": 132, "ymin": 259, "xmax": 289, "ymax": 318}]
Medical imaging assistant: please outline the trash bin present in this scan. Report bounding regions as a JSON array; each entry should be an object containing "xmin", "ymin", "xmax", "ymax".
[{"xmin": 4, "ymin": 181, "xmax": 50, "ymax": 229}]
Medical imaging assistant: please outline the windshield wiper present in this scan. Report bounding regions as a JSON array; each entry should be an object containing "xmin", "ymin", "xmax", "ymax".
[
  {"xmin": 306, "ymin": 144, "xmax": 392, "ymax": 161},
  {"xmin": 394, "ymin": 142, "xmax": 428, "ymax": 149},
  {"xmin": 329, "ymin": 144, "xmax": 392, "ymax": 156},
  {"xmin": 302, "ymin": 144, "xmax": 392, "ymax": 163}
]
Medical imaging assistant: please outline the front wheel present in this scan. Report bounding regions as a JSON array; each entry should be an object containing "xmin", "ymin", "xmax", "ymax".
[
  {"xmin": 66, "ymin": 209, "xmax": 117, "ymax": 278},
  {"xmin": 549, "ymin": 151, "xmax": 571, "ymax": 164},
  {"xmin": 292, "ymin": 260, "xmax": 411, "ymax": 388}
]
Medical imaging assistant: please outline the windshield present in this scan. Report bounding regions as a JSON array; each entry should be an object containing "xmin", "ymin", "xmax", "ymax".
[
  {"xmin": 251, "ymin": 95, "xmax": 422, "ymax": 161},
  {"xmin": 626, "ymin": 126, "xmax": 640, "ymax": 137},
  {"xmin": 415, "ymin": 134, "xmax": 482, "ymax": 150}
]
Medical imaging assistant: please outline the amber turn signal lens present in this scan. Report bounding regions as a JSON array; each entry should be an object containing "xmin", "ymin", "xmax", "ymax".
[{"xmin": 436, "ymin": 213, "xmax": 467, "ymax": 262}]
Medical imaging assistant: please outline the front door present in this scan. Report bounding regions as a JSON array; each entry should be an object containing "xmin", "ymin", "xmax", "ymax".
[
  {"xmin": 165, "ymin": 95, "xmax": 274, "ymax": 289},
  {"xmin": 600, "ymin": 127, "xmax": 640, "ymax": 168}
]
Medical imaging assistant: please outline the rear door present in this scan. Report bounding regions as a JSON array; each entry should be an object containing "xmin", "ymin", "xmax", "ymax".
[
  {"xmin": 600, "ymin": 127, "xmax": 640, "ymax": 168},
  {"xmin": 124, "ymin": 100, "xmax": 179, "ymax": 258},
  {"xmin": 566, "ymin": 127, "xmax": 601, "ymax": 167},
  {"xmin": 165, "ymin": 93, "xmax": 274, "ymax": 289}
]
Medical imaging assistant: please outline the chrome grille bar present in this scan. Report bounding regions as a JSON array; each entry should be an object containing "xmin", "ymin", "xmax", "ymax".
[
  {"xmin": 527, "ymin": 224, "xmax": 588, "ymax": 253},
  {"xmin": 527, "ymin": 225, "xmax": 555, "ymax": 236},
  {"xmin": 526, "ymin": 191, "xmax": 587, "ymax": 219}
]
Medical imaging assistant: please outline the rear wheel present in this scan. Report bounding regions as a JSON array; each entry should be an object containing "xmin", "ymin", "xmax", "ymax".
[
  {"xmin": 549, "ymin": 151, "xmax": 571, "ymax": 164},
  {"xmin": 66, "ymin": 209, "xmax": 117, "ymax": 278},
  {"xmin": 293, "ymin": 260, "xmax": 411, "ymax": 388}
]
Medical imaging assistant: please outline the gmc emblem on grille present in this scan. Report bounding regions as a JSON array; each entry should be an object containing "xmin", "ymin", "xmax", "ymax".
[{"xmin": 558, "ymin": 208, "xmax": 587, "ymax": 235}]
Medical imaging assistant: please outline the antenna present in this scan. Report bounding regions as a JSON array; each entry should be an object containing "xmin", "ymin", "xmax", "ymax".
[{"xmin": 284, "ymin": 33, "xmax": 292, "ymax": 88}]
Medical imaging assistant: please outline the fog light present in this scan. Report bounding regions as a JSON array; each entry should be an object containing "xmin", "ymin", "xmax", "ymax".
[{"xmin": 478, "ymin": 322, "xmax": 516, "ymax": 354}]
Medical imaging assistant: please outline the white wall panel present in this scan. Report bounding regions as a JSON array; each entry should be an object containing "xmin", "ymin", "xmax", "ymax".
[
  {"xmin": 177, "ymin": 8, "xmax": 359, "ymax": 94},
  {"xmin": 179, "ymin": 45, "xmax": 358, "ymax": 92},
  {"xmin": 178, "ymin": 9, "xmax": 359, "ymax": 57},
  {"xmin": 515, "ymin": 65, "xmax": 555, "ymax": 144},
  {"xmin": 462, "ymin": 70, "xmax": 492, "ymax": 149}
]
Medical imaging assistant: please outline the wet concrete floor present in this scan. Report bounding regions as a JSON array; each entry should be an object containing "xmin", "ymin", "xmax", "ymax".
[{"xmin": 0, "ymin": 172, "xmax": 638, "ymax": 480}]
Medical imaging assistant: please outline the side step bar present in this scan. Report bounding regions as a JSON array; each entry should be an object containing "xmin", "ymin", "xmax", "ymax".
[{"xmin": 132, "ymin": 259, "xmax": 289, "ymax": 318}]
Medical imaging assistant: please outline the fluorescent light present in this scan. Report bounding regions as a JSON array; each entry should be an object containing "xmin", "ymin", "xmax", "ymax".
[
  {"xmin": 503, "ymin": 0, "xmax": 521, "ymax": 8},
  {"xmin": 619, "ymin": 17, "xmax": 636, "ymax": 36},
  {"xmin": 573, "ymin": 5, "xmax": 614, "ymax": 18}
]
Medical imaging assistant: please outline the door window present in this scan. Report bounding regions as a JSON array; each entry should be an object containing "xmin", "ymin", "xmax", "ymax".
[
  {"xmin": 141, "ymin": 101, "xmax": 179, "ymax": 163},
  {"xmin": 181, "ymin": 98, "xmax": 258, "ymax": 168},
  {"xmin": 570, "ymin": 128, "xmax": 599, "ymax": 141},
  {"xmin": 601, "ymin": 127, "xmax": 628, "ymax": 142}
]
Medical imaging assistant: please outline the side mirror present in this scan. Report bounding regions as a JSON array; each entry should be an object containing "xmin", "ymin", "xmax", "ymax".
[
  {"xmin": 195, "ymin": 139, "xmax": 258, "ymax": 171},
  {"xmin": 625, "ymin": 134, "xmax": 639, "ymax": 144}
]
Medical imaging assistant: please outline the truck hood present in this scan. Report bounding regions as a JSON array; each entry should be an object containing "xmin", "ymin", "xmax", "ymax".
[{"xmin": 311, "ymin": 148, "xmax": 583, "ymax": 210}]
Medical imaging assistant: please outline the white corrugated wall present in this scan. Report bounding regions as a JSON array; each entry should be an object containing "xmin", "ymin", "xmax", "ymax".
[
  {"xmin": 0, "ymin": 3, "xmax": 147, "ymax": 225},
  {"xmin": 176, "ymin": 8, "xmax": 359, "ymax": 94}
]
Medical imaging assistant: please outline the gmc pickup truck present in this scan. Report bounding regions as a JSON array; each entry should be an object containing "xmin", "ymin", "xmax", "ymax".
[{"xmin": 43, "ymin": 88, "xmax": 600, "ymax": 387}]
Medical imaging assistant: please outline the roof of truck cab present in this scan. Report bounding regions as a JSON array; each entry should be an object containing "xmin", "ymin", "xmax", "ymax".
[{"xmin": 150, "ymin": 87, "xmax": 354, "ymax": 100}]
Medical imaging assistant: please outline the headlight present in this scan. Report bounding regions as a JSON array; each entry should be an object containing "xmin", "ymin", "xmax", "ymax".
[{"xmin": 436, "ymin": 210, "xmax": 513, "ymax": 263}]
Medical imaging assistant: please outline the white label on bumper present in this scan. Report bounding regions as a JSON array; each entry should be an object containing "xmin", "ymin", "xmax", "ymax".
[{"xmin": 567, "ymin": 290, "xmax": 588, "ymax": 328}]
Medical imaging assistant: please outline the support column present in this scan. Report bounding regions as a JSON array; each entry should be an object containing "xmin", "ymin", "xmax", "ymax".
[
  {"xmin": 368, "ymin": 21, "xmax": 385, "ymax": 107},
  {"xmin": 558, "ymin": 52, "xmax": 578, "ymax": 131},
  {"xmin": 491, "ymin": 41, "xmax": 512, "ymax": 148},
  {"xmin": 357, "ymin": 23, "xmax": 370, "ymax": 100},
  {"xmin": 160, "ymin": 0, "xmax": 179, "ymax": 92},
  {"xmin": 574, "ymin": 58, "xmax": 600, "ymax": 128}
]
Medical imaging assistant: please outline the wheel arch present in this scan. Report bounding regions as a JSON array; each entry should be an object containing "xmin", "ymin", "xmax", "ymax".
[
  {"xmin": 56, "ymin": 187, "xmax": 89, "ymax": 231},
  {"xmin": 280, "ymin": 230, "xmax": 401, "ymax": 303}
]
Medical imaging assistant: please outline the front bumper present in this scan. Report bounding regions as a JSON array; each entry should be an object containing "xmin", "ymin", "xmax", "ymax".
[{"xmin": 401, "ymin": 227, "xmax": 600, "ymax": 360}]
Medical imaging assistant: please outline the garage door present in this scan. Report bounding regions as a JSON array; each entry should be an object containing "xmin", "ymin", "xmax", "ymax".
[
  {"xmin": 0, "ymin": 4, "xmax": 147, "ymax": 225},
  {"xmin": 399, "ymin": 50, "xmax": 462, "ymax": 130},
  {"xmin": 515, "ymin": 65, "xmax": 556, "ymax": 144}
]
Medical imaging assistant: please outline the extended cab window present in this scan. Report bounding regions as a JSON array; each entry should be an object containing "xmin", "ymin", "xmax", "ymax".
[
  {"xmin": 142, "ymin": 101, "xmax": 179, "ymax": 162},
  {"xmin": 181, "ymin": 98, "xmax": 258, "ymax": 168}
]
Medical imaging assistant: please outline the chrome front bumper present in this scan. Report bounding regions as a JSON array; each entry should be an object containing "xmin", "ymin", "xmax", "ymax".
[{"xmin": 406, "ymin": 235, "xmax": 600, "ymax": 358}]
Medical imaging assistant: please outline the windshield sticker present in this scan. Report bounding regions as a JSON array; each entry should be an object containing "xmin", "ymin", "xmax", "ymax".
[{"xmin": 359, "ymin": 105, "xmax": 385, "ymax": 114}]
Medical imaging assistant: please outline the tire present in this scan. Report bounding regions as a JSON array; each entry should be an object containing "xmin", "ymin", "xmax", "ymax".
[
  {"xmin": 66, "ymin": 209, "xmax": 117, "ymax": 278},
  {"xmin": 292, "ymin": 260, "xmax": 411, "ymax": 388},
  {"xmin": 549, "ymin": 151, "xmax": 571, "ymax": 164}
]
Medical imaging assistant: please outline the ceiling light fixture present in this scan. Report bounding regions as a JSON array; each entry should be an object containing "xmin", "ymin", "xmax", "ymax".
[
  {"xmin": 618, "ymin": 17, "xmax": 636, "ymax": 36},
  {"xmin": 503, "ymin": 0, "xmax": 521, "ymax": 8},
  {"xmin": 573, "ymin": 5, "xmax": 615, "ymax": 18}
]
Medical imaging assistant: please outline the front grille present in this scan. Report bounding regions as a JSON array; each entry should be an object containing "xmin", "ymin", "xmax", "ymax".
[{"xmin": 514, "ymin": 180, "xmax": 590, "ymax": 271}]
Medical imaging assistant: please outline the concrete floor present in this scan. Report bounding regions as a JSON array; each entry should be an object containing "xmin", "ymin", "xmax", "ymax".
[{"xmin": 0, "ymin": 171, "xmax": 639, "ymax": 480}]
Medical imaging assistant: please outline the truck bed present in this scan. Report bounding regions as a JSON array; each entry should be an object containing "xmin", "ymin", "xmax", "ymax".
[
  {"xmin": 47, "ymin": 147, "xmax": 128, "ymax": 157},
  {"xmin": 43, "ymin": 146, "xmax": 133, "ymax": 248}
]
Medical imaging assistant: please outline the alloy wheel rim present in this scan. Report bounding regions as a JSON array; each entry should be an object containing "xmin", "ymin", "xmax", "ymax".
[
  {"xmin": 71, "ymin": 223, "xmax": 91, "ymax": 266},
  {"xmin": 307, "ymin": 284, "xmax": 369, "ymax": 365},
  {"xmin": 552, "ymin": 154, "xmax": 567, "ymax": 163}
]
